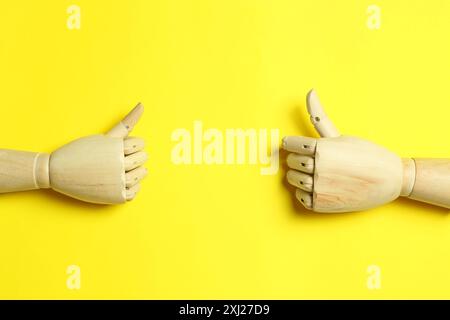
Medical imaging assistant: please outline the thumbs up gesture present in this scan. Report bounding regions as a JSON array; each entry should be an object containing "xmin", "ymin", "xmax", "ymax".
[
  {"xmin": 0, "ymin": 104, "xmax": 148, "ymax": 204},
  {"xmin": 282, "ymin": 90, "xmax": 450, "ymax": 212}
]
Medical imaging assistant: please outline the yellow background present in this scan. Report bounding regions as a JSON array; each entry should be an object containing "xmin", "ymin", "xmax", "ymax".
[{"xmin": 0, "ymin": 0, "xmax": 449, "ymax": 299}]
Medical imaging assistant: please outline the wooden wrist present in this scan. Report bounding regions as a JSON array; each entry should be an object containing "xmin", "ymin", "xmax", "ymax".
[
  {"xmin": 35, "ymin": 153, "xmax": 50, "ymax": 189},
  {"xmin": 401, "ymin": 158, "xmax": 416, "ymax": 197}
]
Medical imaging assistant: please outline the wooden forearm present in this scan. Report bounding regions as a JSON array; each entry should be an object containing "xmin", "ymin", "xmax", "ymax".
[
  {"xmin": 402, "ymin": 158, "xmax": 450, "ymax": 209},
  {"xmin": 0, "ymin": 149, "xmax": 50, "ymax": 193}
]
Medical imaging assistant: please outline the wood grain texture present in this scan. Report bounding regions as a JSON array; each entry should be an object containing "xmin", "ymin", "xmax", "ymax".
[
  {"xmin": 0, "ymin": 150, "xmax": 49, "ymax": 193},
  {"xmin": 49, "ymin": 135, "xmax": 126, "ymax": 204},
  {"xmin": 408, "ymin": 158, "xmax": 450, "ymax": 209},
  {"xmin": 313, "ymin": 136, "xmax": 403, "ymax": 212}
]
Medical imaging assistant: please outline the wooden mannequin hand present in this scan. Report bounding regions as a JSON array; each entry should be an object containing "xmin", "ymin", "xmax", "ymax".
[
  {"xmin": 50, "ymin": 104, "xmax": 148, "ymax": 204},
  {"xmin": 282, "ymin": 90, "xmax": 450, "ymax": 212},
  {"xmin": 0, "ymin": 104, "xmax": 148, "ymax": 205}
]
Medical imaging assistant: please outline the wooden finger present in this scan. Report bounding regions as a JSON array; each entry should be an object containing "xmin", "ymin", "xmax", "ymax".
[
  {"xmin": 124, "ymin": 137, "xmax": 145, "ymax": 155},
  {"xmin": 107, "ymin": 103, "xmax": 144, "ymax": 138},
  {"xmin": 286, "ymin": 170, "xmax": 313, "ymax": 192},
  {"xmin": 125, "ymin": 166, "xmax": 148, "ymax": 188},
  {"xmin": 296, "ymin": 189, "xmax": 313, "ymax": 209},
  {"xmin": 124, "ymin": 151, "xmax": 148, "ymax": 171},
  {"xmin": 286, "ymin": 154, "xmax": 314, "ymax": 174},
  {"xmin": 126, "ymin": 183, "xmax": 141, "ymax": 201},
  {"xmin": 282, "ymin": 136, "xmax": 317, "ymax": 155},
  {"xmin": 306, "ymin": 89, "xmax": 340, "ymax": 138}
]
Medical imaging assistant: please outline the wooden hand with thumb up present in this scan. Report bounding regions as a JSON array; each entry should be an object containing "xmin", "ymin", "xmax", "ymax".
[
  {"xmin": 0, "ymin": 104, "xmax": 148, "ymax": 204},
  {"xmin": 282, "ymin": 90, "xmax": 450, "ymax": 212}
]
